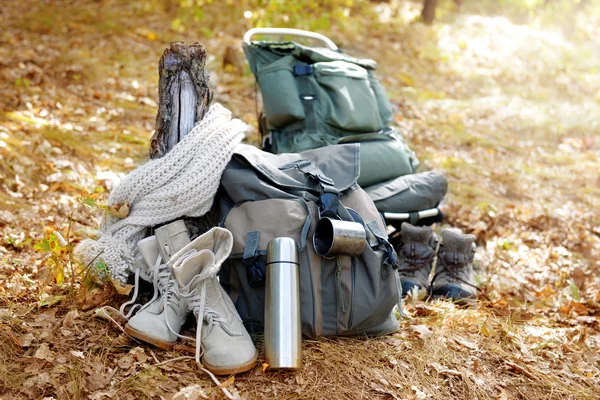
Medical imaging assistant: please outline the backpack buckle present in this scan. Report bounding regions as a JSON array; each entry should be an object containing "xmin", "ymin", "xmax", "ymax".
[
  {"xmin": 244, "ymin": 260, "xmax": 265, "ymax": 288},
  {"xmin": 293, "ymin": 64, "xmax": 314, "ymax": 76}
]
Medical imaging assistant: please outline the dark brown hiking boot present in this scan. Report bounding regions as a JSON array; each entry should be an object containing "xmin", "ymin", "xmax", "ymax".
[
  {"xmin": 430, "ymin": 229, "xmax": 478, "ymax": 304},
  {"xmin": 396, "ymin": 222, "xmax": 436, "ymax": 296}
]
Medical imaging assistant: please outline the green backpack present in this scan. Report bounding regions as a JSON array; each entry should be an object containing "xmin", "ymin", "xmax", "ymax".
[{"xmin": 244, "ymin": 41, "xmax": 419, "ymax": 185}]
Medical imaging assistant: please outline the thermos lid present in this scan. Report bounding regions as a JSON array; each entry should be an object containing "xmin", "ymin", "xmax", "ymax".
[{"xmin": 267, "ymin": 237, "xmax": 299, "ymax": 265}]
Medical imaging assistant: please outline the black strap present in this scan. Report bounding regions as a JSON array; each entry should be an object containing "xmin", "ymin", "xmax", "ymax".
[
  {"xmin": 295, "ymin": 62, "xmax": 317, "ymax": 133},
  {"xmin": 409, "ymin": 211, "xmax": 420, "ymax": 225},
  {"xmin": 367, "ymin": 221, "xmax": 399, "ymax": 269},
  {"xmin": 253, "ymin": 79, "xmax": 261, "ymax": 145},
  {"xmin": 319, "ymin": 192, "xmax": 341, "ymax": 220},
  {"xmin": 242, "ymin": 231, "xmax": 264, "ymax": 287}
]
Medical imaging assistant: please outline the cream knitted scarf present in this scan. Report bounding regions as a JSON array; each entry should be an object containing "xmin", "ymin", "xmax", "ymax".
[{"xmin": 75, "ymin": 104, "xmax": 246, "ymax": 283}]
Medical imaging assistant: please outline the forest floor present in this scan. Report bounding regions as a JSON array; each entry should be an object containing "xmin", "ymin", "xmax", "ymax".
[{"xmin": 1, "ymin": 0, "xmax": 599, "ymax": 399}]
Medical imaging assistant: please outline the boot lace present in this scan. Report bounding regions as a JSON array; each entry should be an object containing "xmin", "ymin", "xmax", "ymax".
[
  {"xmin": 101, "ymin": 252, "xmax": 183, "ymax": 325},
  {"xmin": 96, "ymin": 249, "xmax": 236, "ymax": 400},
  {"xmin": 176, "ymin": 273, "xmax": 242, "ymax": 365},
  {"xmin": 432, "ymin": 247, "xmax": 479, "ymax": 292},
  {"xmin": 397, "ymin": 242, "xmax": 434, "ymax": 275}
]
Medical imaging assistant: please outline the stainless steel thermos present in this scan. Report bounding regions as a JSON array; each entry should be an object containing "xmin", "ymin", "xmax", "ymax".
[{"xmin": 264, "ymin": 237, "xmax": 302, "ymax": 369}]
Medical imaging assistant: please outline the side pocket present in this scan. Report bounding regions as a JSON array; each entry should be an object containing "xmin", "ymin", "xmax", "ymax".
[
  {"xmin": 368, "ymin": 71, "xmax": 393, "ymax": 126},
  {"xmin": 257, "ymin": 56, "xmax": 306, "ymax": 128},
  {"xmin": 271, "ymin": 130, "xmax": 340, "ymax": 154},
  {"xmin": 230, "ymin": 256, "xmax": 266, "ymax": 334},
  {"xmin": 314, "ymin": 61, "xmax": 383, "ymax": 132},
  {"xmin": 335, "ymin": 255, "xmax": 354, "ymax": 334},
  {"xmin": 348, "ymin": 246, "xmax": 398, "ymax": 332},
  {"xmin": 223, "ymin": 198, "xmax": 316, "ymax": 336}
]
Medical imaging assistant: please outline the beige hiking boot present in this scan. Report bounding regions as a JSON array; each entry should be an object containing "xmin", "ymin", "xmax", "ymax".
[
  {"xmin": 124, "ymin": 220, "xmax": 192, "ymax": 349},
  {"xmin": 170, "ymin": 227, "xmax": 258, "ymax": 375}
]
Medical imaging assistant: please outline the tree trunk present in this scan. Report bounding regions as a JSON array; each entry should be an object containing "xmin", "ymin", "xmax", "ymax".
[
  {"xmin": 421, "ymin": 0, "xmax": 438, "ymax": 25},
  {"xmin": 150, "ymin": 41, "xmax": 220, "ymax": 237}
]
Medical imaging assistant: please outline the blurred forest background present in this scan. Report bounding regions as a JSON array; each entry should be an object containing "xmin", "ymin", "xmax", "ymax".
[{"xmin": 1, "ymin": 0, "xmax": 599, "ymax": 399}]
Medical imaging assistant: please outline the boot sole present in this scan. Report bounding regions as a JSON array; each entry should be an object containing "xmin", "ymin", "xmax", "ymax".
[
  {"xmin": 124, "ymin": 324, "xmax": 176, "ymax": 350},
  {"xmin": 203, "ymin": 351, "xmax": 259, "ymax": 376},
  {"xmin": 428, "ymin": 294, "xmax": 477, "ymax": 306}
]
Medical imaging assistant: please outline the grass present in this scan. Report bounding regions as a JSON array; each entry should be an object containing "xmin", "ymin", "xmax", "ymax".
[{"xmin": 0, "ymin": 0, "xmax": 599, "ymax": 399}]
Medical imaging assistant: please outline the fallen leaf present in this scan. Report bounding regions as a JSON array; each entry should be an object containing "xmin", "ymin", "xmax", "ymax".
[
  {"xmin": 371, "ymin": 381, "xmax": 402, "ymax": 400},
  {"xmin": 498, "ymin": 390, "xmax": 510, "ymax": 400},
  {"xmin": 85, "ymin": 363, "xmax": 116, "ymax": 392},
  {"xmin": 505, "ymin": 361, "xmax": 536, "ymax": 380},
  {"xmin": 70, "ymin": 350, "xmax": 85, "ymax": 359},
  {"xmin": 430, "ymin": 362, "xmax": 462, "ymax": 376},
  {"xmin": 62, "ymin": 309, "xmax": 79, "ymax": 328},
  {"xmin": 172, "ymin": 385, "xmax": 209, "ymax": 400},
  {"xmin": 536, "ymin": 285, "xmax": 556, "ymax": 299},
  {"xmin": 117, "ymin": 354, "xmax": 134, "ymax": 370},
  {"xmin": 571, "ymin": 302, "xmax": 588, "ymax": 315},
  {"xmin": 262, "ymin": 362, "xmax": 269, "ymax": 372},
  {"xmin": 107, "ymin": 202, "xmax": 129, "ymax": 218},
  {"xmin": 110, "ymin": 277, "xmax": 133, "ymax": 295},
  {"xmin": 18, "ymin": 333, "xmax": 35, "ymax": 347},
  {"xmin": 23, "ymin": 372, "xmax": 52, "ymax": 390},
  {"xmin": 34, "ymin": 343, "xmax": 55, "ymax": 362},
  {"xmin": 130, "ymin": 347, "xmax": 148, "ymax": 363},
  {"xmin": 480, "ymin": 320, "xmax": 497, "ymax": 337},
  {"xmin": 411, "ymin": 385, "xmax": 428, "ymax": 400},
  {"xmin": 454, "ymin": 337, "xmax": 478, "ymax": 351},
  {"xmin": 409, "ymin": 324, "xmax": 433, "ymax": 339},
  {"xmin": 0, "ymin": 210, "xmax": 15, "ymax": 224},
  {"xmin": 88, "ymin": 389, "xmax": 117, "ymax": 400},
  {"xmin": 219, "ymin": 375, "xmax": 235, "ymax": 389}
]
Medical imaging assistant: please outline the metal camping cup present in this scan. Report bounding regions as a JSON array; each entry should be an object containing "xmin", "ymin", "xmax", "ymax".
[
  {"xmin": 264, "ymin": 237, "xmax": 302, "ymax": 369},
  {"xmin": 313, "ymin": 217, "xmax": 367, "ymax": 258}
]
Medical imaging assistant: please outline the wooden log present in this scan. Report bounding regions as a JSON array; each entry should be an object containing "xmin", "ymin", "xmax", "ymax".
[
  {"xmin": 150, "ymin": 42, "xmax": 220, "ymax": 236},
  {"xmin": 150, "ymin": 41, "xmax": 213, "ymax": 159}
]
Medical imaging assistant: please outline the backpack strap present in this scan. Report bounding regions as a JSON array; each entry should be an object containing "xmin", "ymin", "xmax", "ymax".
[
  {"xmin": 294, "ymin": 62, "xmax": 317, "ymax": 133},
  {"xmin": 295, "ymin": 160, "xmax": 335, "ymax": 187},
  {"xmin": 366, "ymin": 221, "xmax": 398, "ymax": 269},
  {"xmin": 280, "ymin": 159, "xmax": 342, "ymax": 220},
  {"xmin": 242, "ymin": 231, "xmax": 264, "ymax": 287}
]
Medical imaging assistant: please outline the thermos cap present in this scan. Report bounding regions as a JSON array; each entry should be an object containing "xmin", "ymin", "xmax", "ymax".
[{"xmin": 267, "ymin": 237, "xmax": 299, "ymax": 265}]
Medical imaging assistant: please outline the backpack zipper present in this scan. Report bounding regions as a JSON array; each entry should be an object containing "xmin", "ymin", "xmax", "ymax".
[
  {"xmin": 348, "ymin": 257, "xmax": 356, "ymax": 328},
  {"xmin": 335, "ymin": 257, "xmax": 346, "ymax": 313}
]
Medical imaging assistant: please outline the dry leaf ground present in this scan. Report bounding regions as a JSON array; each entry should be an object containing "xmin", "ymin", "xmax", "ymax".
[{"xmin": 1, "ymin": 0, "xmax": 599, "ymax": 399}]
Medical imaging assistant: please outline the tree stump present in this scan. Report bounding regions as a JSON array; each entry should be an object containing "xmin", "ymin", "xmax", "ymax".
[
  {"xmin": 150, "ymin": 41, "xmax": 213, "ymax": 159},
  {"xmin": 150, "ymin": 41, "xmax": 220, "ymax": 237},
  {"xmin": 421, "ymin": 0, "xmax": 439, "ymax": 25}
]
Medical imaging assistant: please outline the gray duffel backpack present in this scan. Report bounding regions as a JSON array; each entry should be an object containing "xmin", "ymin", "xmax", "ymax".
[{"xmin": 218, "ymin": 143, "xmax": 402, "ymax": 339}]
